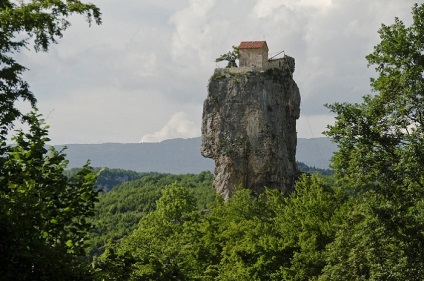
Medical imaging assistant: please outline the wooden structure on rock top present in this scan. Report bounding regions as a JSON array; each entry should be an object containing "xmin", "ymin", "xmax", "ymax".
[{"xmin": 239, "ymin": 41, "xmax": 269, "ymax": 68}]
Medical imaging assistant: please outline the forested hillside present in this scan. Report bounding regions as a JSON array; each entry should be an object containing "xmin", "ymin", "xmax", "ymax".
[
  {"xmin": 91, "ymin": 175, "xmax": 337, "ymax": 280},
  {"xmin": 87, "ymin": 172, "xmax": 216, "ymax": 255},
  {"xmin": 65, "ymin": 167, "xmax": 148, "ymax": 192},
  {"xmin": 85, "ymin": 164, "xmax": 331, "ymax": 257},
  {"xmin": 64, "ymin": 163, "xmax": 332, "ymax": 194}
]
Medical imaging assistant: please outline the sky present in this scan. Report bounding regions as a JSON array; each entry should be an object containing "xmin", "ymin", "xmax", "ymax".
[{"xmin": 17, "ymin": 0, "xmax": 418, "ymax": 144}]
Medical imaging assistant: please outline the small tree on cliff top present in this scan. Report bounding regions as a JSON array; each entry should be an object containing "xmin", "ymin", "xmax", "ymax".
[{"xmin": 215, "ymin": 45, "xmax": 240, "ymax": 68}]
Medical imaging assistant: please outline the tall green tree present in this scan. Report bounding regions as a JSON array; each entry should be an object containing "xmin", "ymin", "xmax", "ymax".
[
  {"xmin": 94, "ymin": 183, "xmax": 204, "ymax": 280},
  {"xmin": 0, "ymin": 0, "xmax": 101, "ymax": 129},
  {"xmin": 0, "ymin": 0, "xmax": 101, "ymax": 279},
  {"xmin": 275, "ymin": 175, "xmax": 340, "ymax": 281},
  {"xmin": 0, "ymin": 114, "xmax": 99, "ymax": 280},
  {"xmin": 327, "ymin": 3, "xmax": 424, "ymax": 195},
  {"xmin": 323, "ymin": 3, "xmax": 424, "ymax": 279}
]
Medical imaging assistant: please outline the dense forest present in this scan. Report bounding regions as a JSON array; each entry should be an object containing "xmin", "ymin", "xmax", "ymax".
[
  {"xmin": 88, "ymin": 172, "xmax": 337, "ymax": 280},
  {"xmin": 82, "ymin": 165, "xmax": 330, "ymax": 257},
  {"xmin": 86, "ymin": 171, "xmax": 217, "ymax": 256},
  {"xmin": 1, "ymin": 1, "xmax": 424, "ymax": 280}
]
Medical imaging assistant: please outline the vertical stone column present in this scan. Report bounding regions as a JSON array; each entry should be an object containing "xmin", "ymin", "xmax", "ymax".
[{"xmin": 201, "ymin": 63, "xmax": 300, "ymax": 200}]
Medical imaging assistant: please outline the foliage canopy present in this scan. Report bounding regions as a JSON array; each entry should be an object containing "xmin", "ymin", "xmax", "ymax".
[
  {"xmin": 0, "ymin": 0, "xmax": 101, "ymax": 279},
  {"xmin": 323, "ymin": 3, "xmax": 424, "ymax": 279},
  {"xmin": 0, "ymin": 0, "xmax": 101, "ymax": 129}
]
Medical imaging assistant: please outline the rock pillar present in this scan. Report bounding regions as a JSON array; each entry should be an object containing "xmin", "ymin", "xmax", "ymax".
[{"xmin": 201, "ymin": 58, "xmax": 301, "ymax": 200}]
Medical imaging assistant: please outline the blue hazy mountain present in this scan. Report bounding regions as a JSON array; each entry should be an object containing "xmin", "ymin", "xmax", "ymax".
[{"xmin": 56, "ymin": 137, "xmax": 336, "ymax": 173}]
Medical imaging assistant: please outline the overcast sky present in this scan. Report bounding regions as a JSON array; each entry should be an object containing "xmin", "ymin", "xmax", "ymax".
[{"xmin": 18, "ymin": 0, "xmax": 418, "ymax": 144}]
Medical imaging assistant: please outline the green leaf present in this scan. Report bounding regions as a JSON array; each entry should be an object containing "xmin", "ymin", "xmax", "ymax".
[
  {"xmin": 66, "ymin": 240, "xmax": 74, "ymax": 248},
  {"xmin": 81, "ymin": 192, "xmax": 90, "ymax": 201}
]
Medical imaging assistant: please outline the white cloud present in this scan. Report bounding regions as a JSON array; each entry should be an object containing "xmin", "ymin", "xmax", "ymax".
[
  {"xmin": 15, "ymin": 0, "xmax": 421, "ymax": 144},
  {"xmin": 253, "ymin": 0, "xmax": 332, "ymax": 18},
  {"xmin": 140, "ymin": 112, "xmax": 199, "ymax": 143}
]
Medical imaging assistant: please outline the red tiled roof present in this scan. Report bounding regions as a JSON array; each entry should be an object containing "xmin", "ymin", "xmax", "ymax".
[{"xmin": 239, "ymin": 41, "xmax": 268, "ymax": 50}]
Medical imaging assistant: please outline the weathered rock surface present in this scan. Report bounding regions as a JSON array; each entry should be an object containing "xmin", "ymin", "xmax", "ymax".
[{"xmin": 201, "ymin": 61, "xmax": 301, "ymax": 200}]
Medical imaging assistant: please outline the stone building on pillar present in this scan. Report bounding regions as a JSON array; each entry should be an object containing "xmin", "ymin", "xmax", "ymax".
[
  {"xmin": 201, "ymin": 41, "xmax": 301, "ymax": 200},
  {"xmin": 238, "ymin": 41, "xmax": 269, "ymax": 68}
]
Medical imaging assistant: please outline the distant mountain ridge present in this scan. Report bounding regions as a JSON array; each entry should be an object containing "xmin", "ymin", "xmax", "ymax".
[{"xmin": 55, "ymin": 137, "xmax": 337, "ymax": 173}]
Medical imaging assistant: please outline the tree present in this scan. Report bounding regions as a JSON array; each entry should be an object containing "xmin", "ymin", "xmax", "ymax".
[
  {"xmin": 274, "ymin": 175, "xmax": 340, "ymax": 280},
  {"xmin": 215, "ymin": 45, "xmax": 239, "ymax": 68},
  {"xmin": 0, "ymin": 0, "xmax": 101, "ymax": 279},
  {"xmin": 323, "ymin": 3, "xmax": 424, "ymax": 279},
  {"xmin": 326, "ymin": 3, "xmax": 424, "ymax": 195},
  {"xmin": 94, "ymin": 183, "xmax": 204, "ymax": 280},
  {"xmin": 0, "ymin": 113, "xmax": 99, "ymax": 280},
  {"xmin": 85, "ymin": 172, "xmax": 216, "ymax": 257},
  {"xmin": 206, "ymin": 187, "xmax": 278, "ymax": 280},
  {"xmin": 0, "ymin": 0, "xmax": 101, "ymax": 130}
]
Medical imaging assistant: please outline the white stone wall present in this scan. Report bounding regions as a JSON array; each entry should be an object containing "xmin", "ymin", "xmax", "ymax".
[
  {"xmin": 239, "ymin": 48, "xmax": 268, "ymax": 67},
  {"xmin": 215, "ymin": 55, "xmax": 295, "ymax": 75}
]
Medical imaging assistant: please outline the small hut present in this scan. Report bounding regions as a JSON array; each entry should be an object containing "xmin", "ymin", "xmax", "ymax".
[{"xmin": 239, "ymin": 41, "xmax": 269, "ymax": 68}]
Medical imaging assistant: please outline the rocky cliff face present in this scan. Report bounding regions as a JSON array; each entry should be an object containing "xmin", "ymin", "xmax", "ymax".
[{"xmin": 201, "ymin": 60, "xmax": 301, "ymax": 200}]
